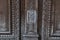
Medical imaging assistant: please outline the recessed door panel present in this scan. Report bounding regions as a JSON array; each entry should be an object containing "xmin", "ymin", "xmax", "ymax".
[
  {"xmin": 55, "ymin": 0, "xmax": 60, "ymax": 30},
  {"xmin": 0, "ymin": 0, "xmax": 10, "ymax": 33}
]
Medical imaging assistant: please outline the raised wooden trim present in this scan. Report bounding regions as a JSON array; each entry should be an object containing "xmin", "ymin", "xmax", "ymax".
[
  {"xmin": 0, "ymin": 0, "xmax": 20, "ymax": 40},
  {"xmin": 42, "ymin": 0, "xmax": 60, "ymax": 40}
]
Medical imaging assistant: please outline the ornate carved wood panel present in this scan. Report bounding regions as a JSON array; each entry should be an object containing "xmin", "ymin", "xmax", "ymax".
[
  {"xmin": 0, "ymin": 0, "xmax": 20, "ymax": 40},
  {"xmin": 22, "ymin": 0, "xmax": 39, "ymax": 40},
  {"xmin": 42, "ymin": 0, "xmax": 60, "ymax": 40},
  {"xmin": 21, "ymin": 0, "xmax": 60, "ymax": 40}
]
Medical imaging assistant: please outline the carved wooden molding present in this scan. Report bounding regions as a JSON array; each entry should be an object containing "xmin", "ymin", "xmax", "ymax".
[
  {"xmin": 42, "ymin": 0, "xmax": 60, "ymax": 40},
  {"xmin": 0, "ymin": 0, "xmax": 20, "ymax": 40}
]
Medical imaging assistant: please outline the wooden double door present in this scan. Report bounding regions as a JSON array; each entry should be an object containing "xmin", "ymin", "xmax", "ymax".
[{"xmin": 0, "ymin": 0, "xmax": 60, "ymax": 40}]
